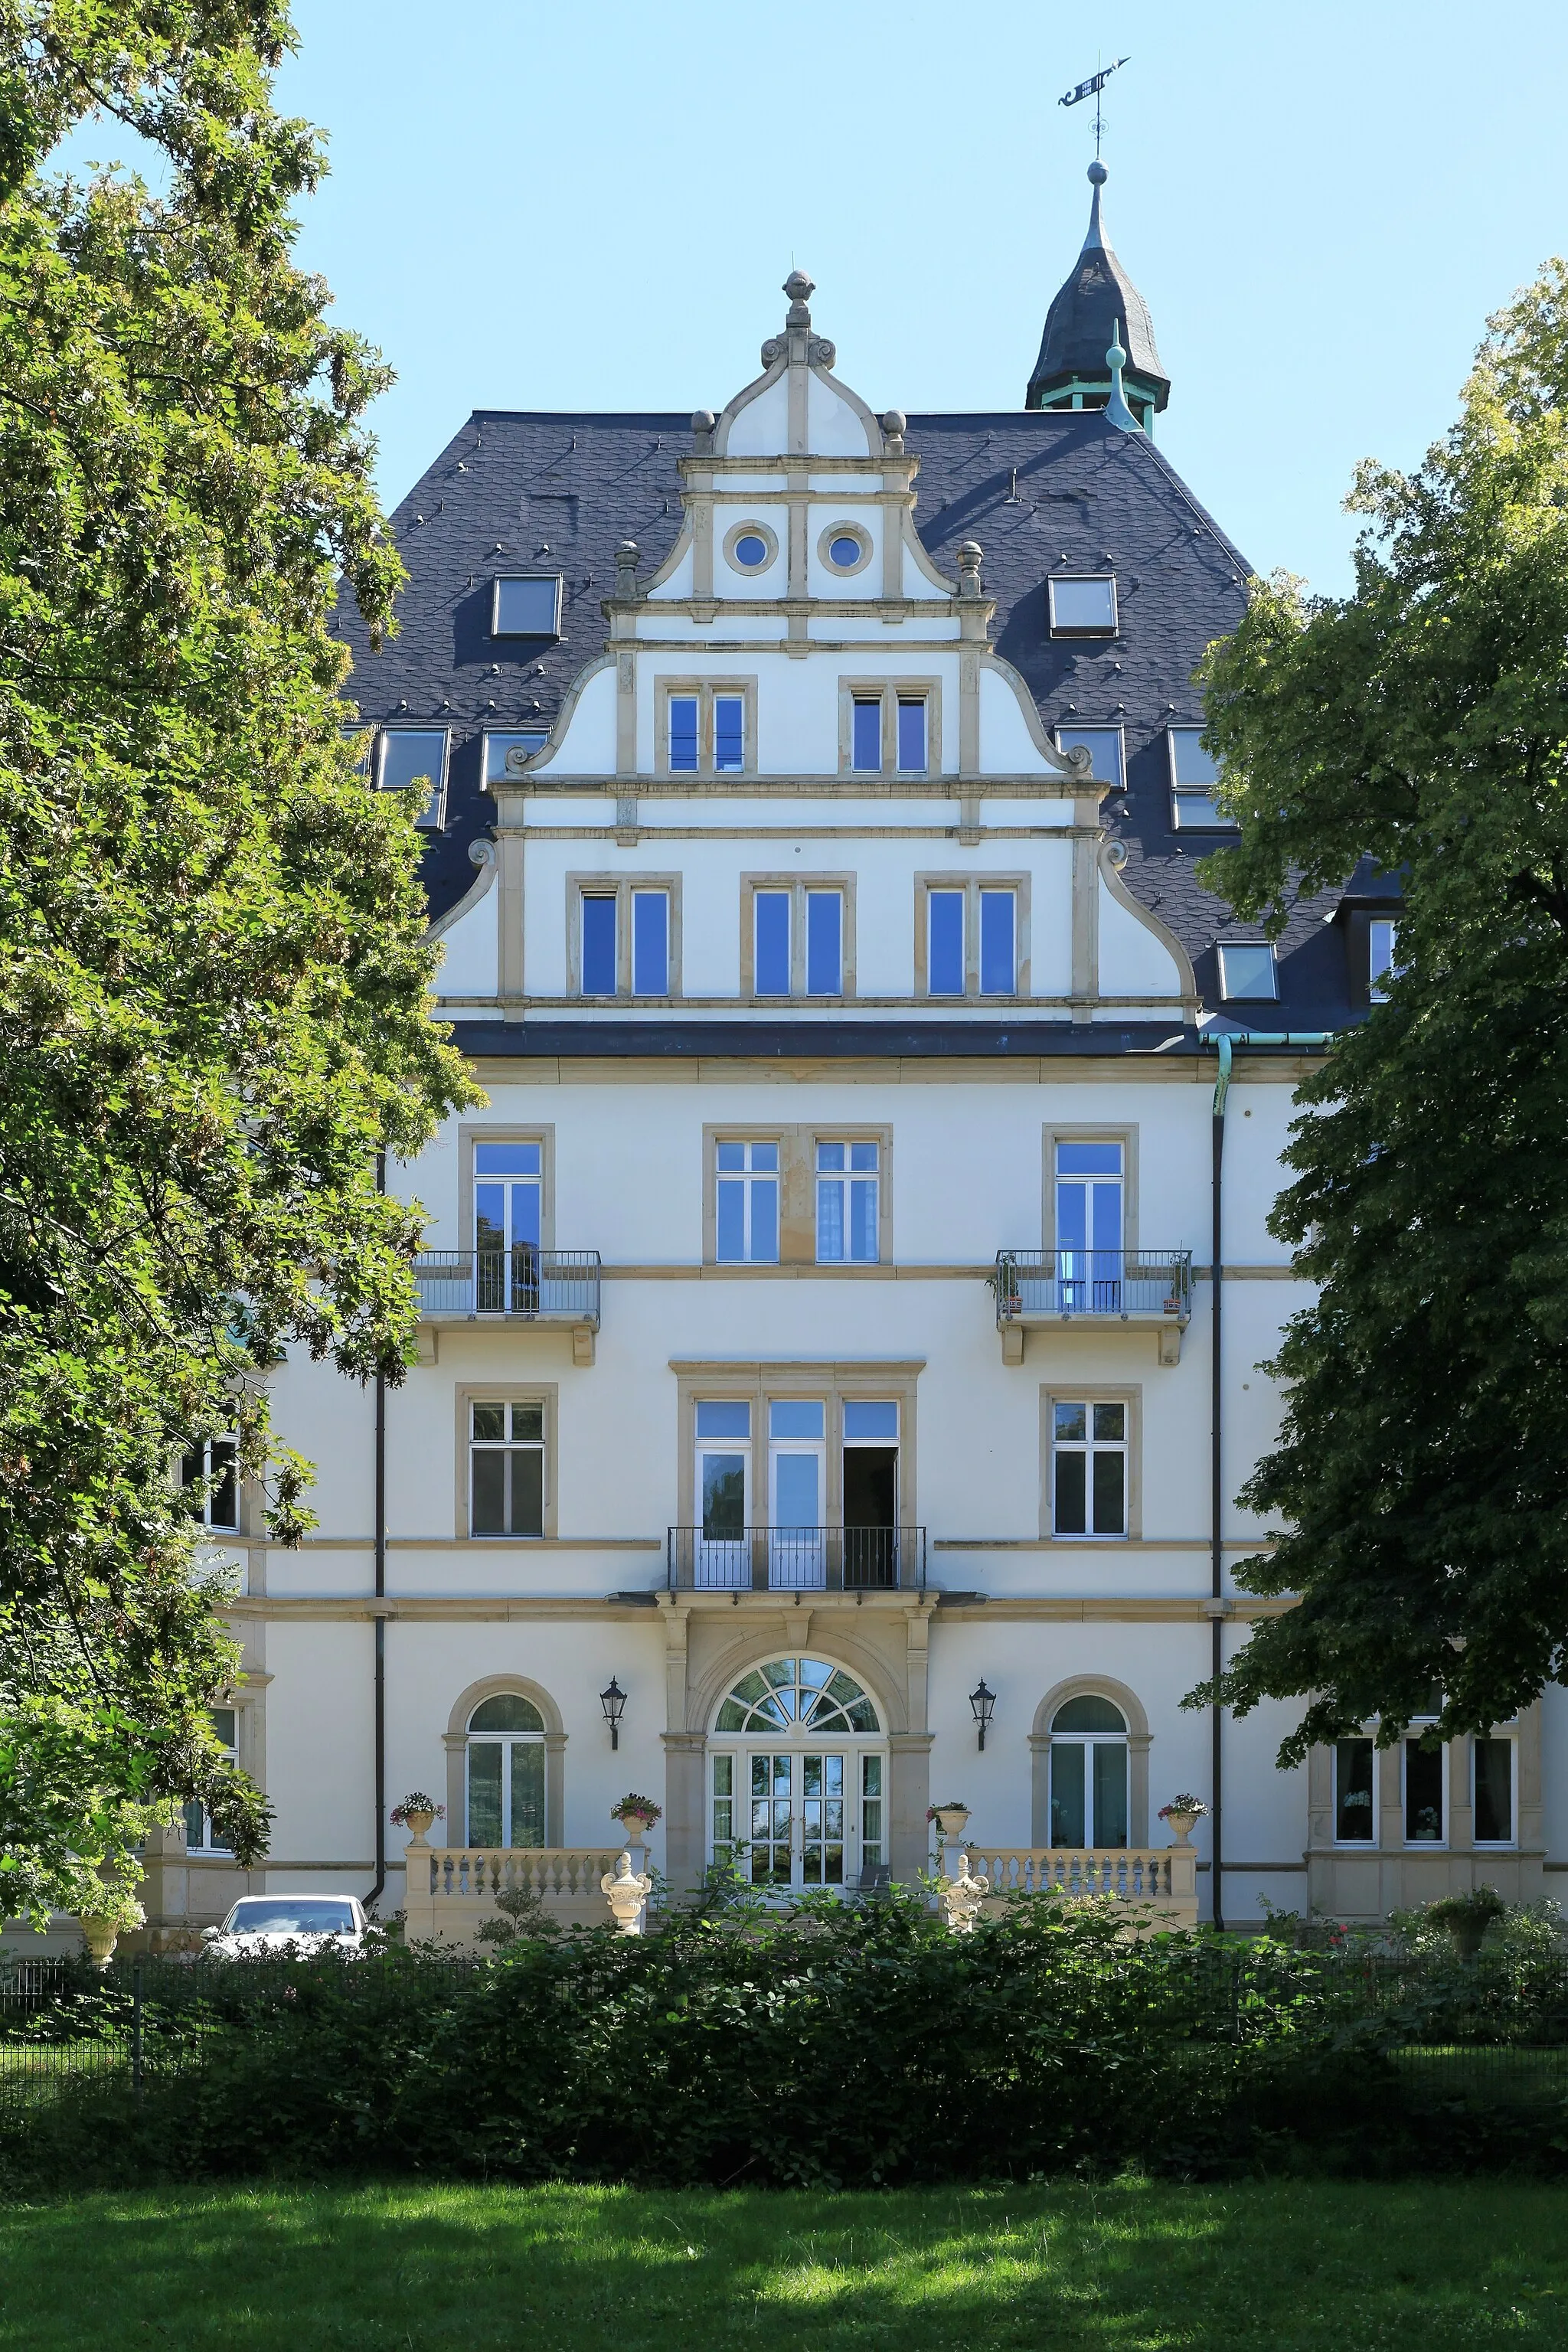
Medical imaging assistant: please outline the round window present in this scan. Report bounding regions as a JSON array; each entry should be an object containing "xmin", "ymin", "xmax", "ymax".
[
  {"xmin": 733, "ymin": 533, "xmax": 769, "ymax": 569},
  {"xmin": 828, "ymin": 534, "xmax": 863, "ymax": 570}
]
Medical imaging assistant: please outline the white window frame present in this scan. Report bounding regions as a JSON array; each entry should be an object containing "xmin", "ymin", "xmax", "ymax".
[
  {"xmin": 1369, "ymin": 916, "xmax": 1399, "ymax": 1004},
  {"xmin": 182, "ymin": 1436, "xmax": 239, "ymax": 1534},
  {"xmin": 708, "ymin": 1658, "xmax": 887, "ymax": 1894},
  {"xmin": 483, "ymin": 728, "xmax": 550, "ymax": 786},
  {"xmin": 715, "ymin": 1139, "xmax": 781, "ymax": 1264},
  {"xmin": 1054, "ymin": 726, "xmax": 1125, "ymax": 788},
  {"xmin": 1047, "ymin": 1702, "xmax": 1131, "ymax": 1847},
  {"xmin": 1332, "ymin": 1736, "xmax": 1377, "ymax": 1847},
  {"xmin": 695, "ymin": 1399, "xmax": 753, "ymax": 1548},
  {"xmin": 1217, "ymin": 942, "xmax": 1279, "ymax": 1001},
  {"xmin": 1168, "ymin": 726, "xmax": 1236, "ymax": 831},
  {"xmin": 184, "ymin": 1706, "xmax": 239, "ymax": 1855},
  {"xmin": 1047, "ymin": 574, "xmax": 1118, "ymax": 638},
  {"xmin": 464, "ymin": 1699, "xmax": 547, "ymax": 1847},
  {"xmin": 491, "ymin": 575, "xmax": 562, "ymax": 638},
  {"xmin": 1472, "ymin": 1735, "xmax": 1517, "ymax": 1847},
  {"xmin": 1050, "ymin": 1399, "xmax": 1129, "ymax": 1539},
  {"xmin": 375, "ymin": 727, "xmax": 449, "ymax": 827},
  {"xmin": 468, "ymin": 1400, "xmax": 547, "ymax": 1540},
  {"xmin": 815, "ymin": 1140, "xmax": 880, "ymax": 1264}
]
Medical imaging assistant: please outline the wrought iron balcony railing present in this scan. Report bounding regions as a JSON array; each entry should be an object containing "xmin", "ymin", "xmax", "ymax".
[
  {"xmin": 413, "ymin": 1246, "xmax": 602, "ymax": 1325},
  {"xmin": 991, "ymin": 1248, "xmax": 1191, "ymax": 1325},
  {"xmin": 667, "ymin": 1524, "xmax": 926, "ymax": 1594}
]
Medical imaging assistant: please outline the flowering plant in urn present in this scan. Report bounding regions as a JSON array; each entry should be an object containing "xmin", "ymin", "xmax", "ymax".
[
  {"xmin": 1158, "ymin": 1794, "xmax": 1207, "ymax": 1843},
  {"xmin": 610, "ymin": 1793, "xmax": 662, "ymax": 1833},
  {"xmin": 390, "ymin": 1793, "xmax": 444, "ymax": 1840}
]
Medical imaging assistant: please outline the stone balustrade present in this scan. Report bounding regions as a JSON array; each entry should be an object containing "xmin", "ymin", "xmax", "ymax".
[
  {"xmin": 965, "ymin": 1844, "xmax": 1199, "ymax": 1927},
  {"xmin": 403, "ymin": 1847, "xmax": 626, "ymax": 1945}
]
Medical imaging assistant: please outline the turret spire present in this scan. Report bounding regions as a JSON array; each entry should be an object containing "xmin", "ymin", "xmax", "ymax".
[{"xmin": 1025, "ymin": 162, "xmax": 1170, "ymax": 432}]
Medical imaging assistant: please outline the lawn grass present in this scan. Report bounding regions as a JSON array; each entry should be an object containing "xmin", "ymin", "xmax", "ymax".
[{"xmin": 2, "ymin": 2179, "xmax": 1568, "ymax": 2348}]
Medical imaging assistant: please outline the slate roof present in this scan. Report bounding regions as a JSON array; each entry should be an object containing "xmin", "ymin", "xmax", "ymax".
[
  {"xmin": 1026, "ymin": 167, "xmax": 1170, "ymax": 413},
  {"xmin": 332, "ymin": 403, "xmax": 1357, "ymax": 1034}
]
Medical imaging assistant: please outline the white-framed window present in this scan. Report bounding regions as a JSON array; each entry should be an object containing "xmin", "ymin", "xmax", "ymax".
[
  {"xmin": 1473, "ymin": 1736, "xmax": 1516, "ymax": 1845},
  {"xmin": 1048, "ymin": 576, "xmax": 1118, "ymax": 637},
  {"xmin": 816, "ymin": 1142, "xmax": 879, "ymax": 1263},
  {"xmin": 492, "ymin": 576, "xmax": 561, "ymax": 638},
  {"xmin": 665, "ymin": 684, "xmax": 749, "ymax": 776},
  {"xmin": 1217, "ymin": 942, "xmax": 1278, "ymax": 1001},
  {"xmin": 465, "ymin": 1693, "xmax": 546, "ymax": 1847},
  {"xmin": 696, "ymin": 1399, "xmax": 751, "ymax": 1539},
  {"xmin": 752, "ymin": 884, "xmax": 844, "ymax": 997},
  {"xmin": 1403, "ymin": 1734, "xmax": 1446, "ymax": 1845},
  {"xmin": 769, "ymin": 1399, "xmax": 826, "ymax": 1544},
  {"xmin": 1333, "ymin": 1736, "xmax": 1377, "ymax": 1844},
  {"xmin": 1168, "ymin": 727, "xmax": 1236, "ymax": 830},
  {"xmin": 484, "ymin": 728, "xmax": 549, "ymax": 785},
  {"xmin": 1369, "ymin": 916, "xmax": 1399, "ymax": 1003},
  {"xmin": 1049, "ymin": 1696, "xmax": 1129, "ymax": 1845},
  {"xmin": 182, "ymin": 1437, "xmax": 238, "ymax": 1533},
  {"xmin": 376, "ymin": 727, "xmax": 449, "ymax": 826},
  {"xmin": 716, "ymin": 1140, "xmax": 779, "ymax": 1263},
  {"xmin": 473, "ymin": 1141, "xmax": 541, "ymax": 1312},
  {"xmin": 920, "ymin": 880, "xmax": 1021, "ymax": 998},
  {"xmin": 184, "ymin": 1707, "xmax": 239, "ymax": 1854},
  {"xmin": 850, "ymin": 688, "xmax": 929, "ymax": 776},
  {"xmin": 1051, "ymin": 1401, "xmax": 1127, "ymax": 1537},
  {"xmin": 469, "ymin": 1400, "xmax": 545, "ymax": 1538},
  {"xmin": 1055, "ymin": 726, "xmax": 1125, "ymax": 788},
  {"xmin": 577, "ymin": 884, "xmax": 673, "ymax": 998},
  {"xmin": 1056, "ymin": 1139, "xmax": 1124, "ymax": 1264},
  {"xmin": 710, "ymin": 1656, "xmax": 884, "ymax": 1891}
]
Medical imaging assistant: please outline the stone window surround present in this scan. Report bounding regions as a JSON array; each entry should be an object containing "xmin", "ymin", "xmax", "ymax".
[
  {"xmin": 672, "ymin": 1357, "xmax": 921, "ymax": 1527},
  {"xmin": 1042, "ymin": 1122, "xmax": 1141, "ymax": 1254},
  {"xmin": 913, "ymin": 871, "xmax": 1032, "ymax": 1000},
  {"xmin": 1316, "ymin": 1723, "xmax": 1529, "ymax": 1854},
  {"xmin": 450, "ymin": 1380, "xmax": 560, "ymax": 1543},
  {"xmin": 817, "ymin": 519, "xmax": 874, "ymax": 579},
  {"xmin": 838, "ymin": 677, "xmax": 943, "ymax": 777},
  {"xmin": 455, "ymin": 1122, "xmax": 558, "ymax": 1253},
  {"xmin": 652, "ymin": 676, "xmax": 759, "ymax": 779},
  {"xmin": 565, "ymin": 872, "xmax": 684, "ymax": 1000},
  {"xmin": 441, "ymin": 1671, "xmax": 566, "ymax": 1850},
  {"xmin": 1039, "ymin": 1383, "xmax": 1143, "ymax": 1541},
  {"xmin": 738, "ymin": 871, "xmax": 857, "ymax": 1000},
  {"xmin": 701, "ymin": 1122, "xmax": 893, "ymax": 1268},
  {"xmin": 1029, "ymin": 1675, "xmax": 1152, "ymax": 1847},
  {"xmin": 720, "ymin": 520, "xmax": 780, "ymax": 580}
]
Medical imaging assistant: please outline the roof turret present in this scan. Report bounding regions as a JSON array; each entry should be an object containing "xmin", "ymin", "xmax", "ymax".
[{"xmin": 1026, "ymin": 162, "xmax": 1169, "ymax": 432}]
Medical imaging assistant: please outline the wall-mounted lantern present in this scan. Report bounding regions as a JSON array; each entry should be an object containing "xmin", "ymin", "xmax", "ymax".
[
  {"xmin": 600, "ymin": 1677, "xmax": 627, "ymax": 1751},
  {"xmin": 969, "ymin": 1679, "xmax": 996, "ymax": 1752}
]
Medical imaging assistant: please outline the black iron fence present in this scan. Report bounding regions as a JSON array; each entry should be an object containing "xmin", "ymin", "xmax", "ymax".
[
  {"xmin": 412, "ymin": 1246, "xmax": 601, "ymax": 1323},
  {"xmin": 993, "ymin": 1248, "xmax": 1192, "ymax": 1324},
  {"xmin": 666, "ymin": 1524, "xmax": 926, "ymax": 1593}
]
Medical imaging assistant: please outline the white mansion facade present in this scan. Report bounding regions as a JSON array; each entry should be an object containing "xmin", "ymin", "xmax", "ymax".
[{"xmin": 38, "ymin": 188, "xmax": 1561, "ymax": 1949}]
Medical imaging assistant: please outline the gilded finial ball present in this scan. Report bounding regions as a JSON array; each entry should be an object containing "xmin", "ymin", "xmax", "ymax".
[{"xmin": 1088, "ymin": 159, "xmax": 1107, "ymax": 185}]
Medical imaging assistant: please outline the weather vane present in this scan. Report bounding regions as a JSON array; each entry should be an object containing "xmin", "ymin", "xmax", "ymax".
[{"xmin": 1058, "ymin": 54, "xmax": 1129, "ymax": 159}]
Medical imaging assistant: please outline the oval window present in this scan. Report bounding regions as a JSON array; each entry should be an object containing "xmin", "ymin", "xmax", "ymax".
[
  {"xmin": 733, "ymin": 533, "xmax": 769, "ymax": 569},
  {"xmin": 828, "ymin": 534, "xmax": 863, "ymax": 570}
]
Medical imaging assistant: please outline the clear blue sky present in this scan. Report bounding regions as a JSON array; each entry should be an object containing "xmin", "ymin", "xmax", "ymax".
[{"xmin": 77, "ymin": 2, "xmax": 1568, "ymax": 595}]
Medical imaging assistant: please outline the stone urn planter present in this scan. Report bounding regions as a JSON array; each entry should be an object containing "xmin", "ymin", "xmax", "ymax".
[
  {"xmin": 390, "ymin": 1794, "xmax": 445, "ymax": 1849},
  {"xmin": 600, "ymin": 1851, "xmax": 653, "ymax": 1936},
  {"xmin": 402, "ymin": 1808, "xmax": 436, "ymax": 1843},
  {"xmin": 1163, "ymin": 1810, "xmax": 1200, "ymax": 1844},
  {"xmin": 1158, "ymin": 1795, "xmax": 1207, "ymax": 1846},
  {"xmin": 79, "ymin": 1915, "xmax": 119, "ymax": 1968},
  {"xmin": 930, "ymin": 1805, "xmax": 971, "ymax": 1843}
]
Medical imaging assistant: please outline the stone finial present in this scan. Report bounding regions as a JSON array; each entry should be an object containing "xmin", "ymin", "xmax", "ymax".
[
  {"xmin": 938, "ymin": 1852, "xmax": 991, "ymax": 1935},
  {"xmin": 956, "ymin": 541, "xmax": 984, "ymax": 599},
  {"xmin": 691, "ymin": 409, "xmax": 716, "ymax": 452},
  {"xmin": 881, "ymin": 409, "xmax": 906, "ymax": 454},
  {"xmin": 601, "ymin": 1849, "xmax": 653, "ymax": 1936},
  {"xmin": 1105, "ymin": 318, "xmax": 1141, "ymax": 434},
  {"xmin": 614, "ymin": 540, "xmax": 640, "ymax": 599},
  {"xmin": 784, "ymin": 269, "xmax": 815, "ymax": 325}
]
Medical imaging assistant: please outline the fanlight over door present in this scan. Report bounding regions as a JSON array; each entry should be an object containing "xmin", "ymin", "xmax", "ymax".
[{"xmin": 710, "ymin": 1657, "xmax": 885, "ymax": 1893}]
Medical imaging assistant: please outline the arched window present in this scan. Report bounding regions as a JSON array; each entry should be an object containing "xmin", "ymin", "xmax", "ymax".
[
  {"xmin": 466, "ymin": 1693, "xmax": 545, "ymax": 1848},
  {"xmin": 710, "ymin": 1658, "xmax": 884, "ymax": 1891},
  {"xmin": 1050, "ymin": 1695, "xmax": 1129, "ymax": 1848}
]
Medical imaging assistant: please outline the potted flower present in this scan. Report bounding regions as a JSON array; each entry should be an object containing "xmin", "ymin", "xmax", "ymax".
[
  {"xmin": 78, "ymin": 1886, "xmax": 145, "ymax": 1968},
  {"xmin": 390, "ymin": 1793, "xmax": 445, "ymax": 1845},
  {"xmin": 1425, "ymin": 1885, "xmax": 1507, "ymax": 1962},
  {"xmin": 610, "ymin": 1793, "xmax": 662, "ymax": 1839},
  {"xmin": 1158, "ymin": 1794, "xmax": 1207, "ymax": 1844},
  {"xmin": 927, "ymin": 1800, "xmax": 971, "ymax": 1841},
  {"xmin": 988, "ymin": 1256, "xmax": 1022, "ymax": 1321}
]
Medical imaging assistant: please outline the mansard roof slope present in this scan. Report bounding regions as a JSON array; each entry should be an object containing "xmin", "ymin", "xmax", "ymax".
[{"xmin": 332, "ymin": 404, "xmax": 1354, "ymax": 1030}]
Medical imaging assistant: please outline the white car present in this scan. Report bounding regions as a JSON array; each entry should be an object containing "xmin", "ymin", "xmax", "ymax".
[{"xmin": 201, "ymin": 1894, "xmax": 369, "ymax": 1958}]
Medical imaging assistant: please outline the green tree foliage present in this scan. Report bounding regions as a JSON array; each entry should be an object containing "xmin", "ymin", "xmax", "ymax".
[
  {"xmin": 1188, "ymin": 262, "xmax": 1568, "ymax": 1761},
  {"xmin": 0, "ymin": 4, "xmax": 475, "ymax": 1922}
]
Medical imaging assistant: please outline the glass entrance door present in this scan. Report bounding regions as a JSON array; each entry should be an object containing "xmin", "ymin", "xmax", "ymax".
[
  {"xmin": 768, "ymin": 1400, "xmax": 825, "ymax": 1587},
  {"xmin": 1056, "ymin": 1141, "xmax": 1123, "ymax": 1312},
  {"xmin": 714, "ymin": 1751, "xmax": 845, "ymax": 1887},
  {"xmin": 474, "ymin": 1141, "xmax": 541, "ymax": 1312}
]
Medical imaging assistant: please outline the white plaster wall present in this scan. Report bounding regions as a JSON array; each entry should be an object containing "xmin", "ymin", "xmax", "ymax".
[
  {"xmin": 806, "ymin": 371, "xmax": 875, "ymax": 456},
  {"xmin": 432, "ymin": 882, "xmax": 498, "ymax": 999},
  {"xmin": 724, "ymin": 375, "xmax": 790, "ymax": 458},
  {"xmin": 1097, "ymin": 877, "xmax": 1186, "ymax": 1000},
  {"xmin": 978, "ymin": 666, "xmax": 1050, "ymax": 775}
]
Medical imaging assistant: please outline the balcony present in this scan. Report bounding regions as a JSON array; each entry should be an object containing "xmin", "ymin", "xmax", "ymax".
[
  {"xmin": 412, "ymin": 1246, "xmax": 602, "ymax": 1364},
  {"xmin": 666, "ymin": 1524, "xmax": 926, "ymax": 1595},
  {"xmin": 991, "ymin": 1248, "xmax": 1192, "ymax": 1367}
]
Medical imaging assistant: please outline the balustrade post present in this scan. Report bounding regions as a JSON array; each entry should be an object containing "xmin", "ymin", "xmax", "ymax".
[{"xmin": 402, "ymin": 1836, "xmax": 438, "ymax": 1943}]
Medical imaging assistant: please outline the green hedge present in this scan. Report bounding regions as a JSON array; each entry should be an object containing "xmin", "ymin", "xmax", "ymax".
[{"xmin": 5, "ymin": 1897, "xmax": 1564, "ymax": 2187}]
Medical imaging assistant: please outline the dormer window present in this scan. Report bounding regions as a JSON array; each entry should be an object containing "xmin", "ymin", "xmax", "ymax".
[
  {"xmin": 1055, "ymin": 726, "xmax": 1125, "ymax": 787},
  {"xmin": 484, "ymin": 729, "xmax": 549, "ymax": 785},
  {"xmin": 375, "ymin": 727, "xmax": 448, "ymax": 826},
  {"xmin": 1369, "ymin": 917, "xmax": 1399, "ymax": 1003},
  {"xmin": 492, "ymin": 576, "xmax": 561, "ymax": 637},
  {"xmin": 1048, "ymin": 575, "xmax": 1117, "ymax": 636},
  {"xmin": 1168, "ymin": 727, "xmax": 1237, "ymax": 830}
]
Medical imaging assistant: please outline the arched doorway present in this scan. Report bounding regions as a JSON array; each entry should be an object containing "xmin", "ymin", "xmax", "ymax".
[
  {"xmin": 710, "ymin": 1657, "xmax": 886, "ymax": 1892},
  {"xmin": 465, "ymin": 1692, "xmax": 547, "ymax": 1847},
  {"xmin": 1049, "ymin": 1694, "xmax": 1130, "ymax": 1847}
]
